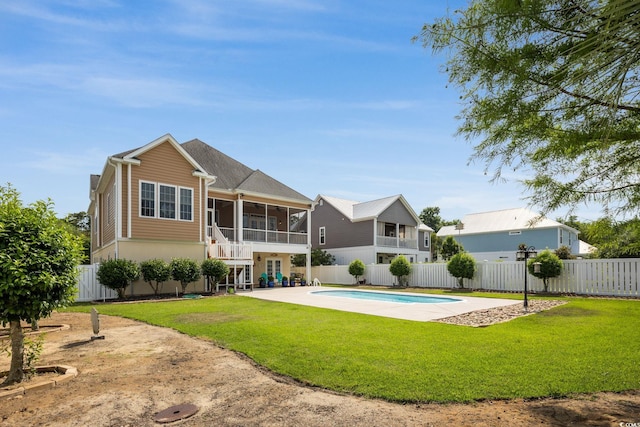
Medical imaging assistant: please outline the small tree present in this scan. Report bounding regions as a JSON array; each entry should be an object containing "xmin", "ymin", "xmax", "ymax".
[
  {"xmin": 528, "ymin": 250, "xmax": 563, "ymax": 293},
  {"xmin": 140, "ymin": 259, "xmax": 171, "ymax": 295},
  {"xmin": 170, "ymin": 258, "xmax": 201, "ymax": 294},
  {"xmin": 447, "ymin": 252, "xmax": 476, "ymax": 288},
  {"xmin": 0, "ymin": 185, "xmax": 83, "ymax": 385},
  {"xmin": 201, "ymin": 258, "xmax": 230, "ymax": 291},
  {"xmin": 554, "ymin": 245, "xmax": 574, "ymax": 260},
  {"xmin": 440, "ymin": 236, "xmax": 463, "ymax": 261},
  {"xmin": 348, "ymin": 259, "xmax": 365, "ymax": 284},
  {"xmin": 96, "ymin": 258, "xmax": 140, "ymax": 299},
  {"xmin": 291, "ymin": 249, "xmax": 335, "ymax": 267},
  {"xmin": 389, "ymin": 255, "xmax": 412, "ymax": 287}
]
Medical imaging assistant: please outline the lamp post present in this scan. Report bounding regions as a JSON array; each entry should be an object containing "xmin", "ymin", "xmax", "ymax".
[{"xmin": 516, "ymin": 245, "xmax": 538, "ymax": 309}]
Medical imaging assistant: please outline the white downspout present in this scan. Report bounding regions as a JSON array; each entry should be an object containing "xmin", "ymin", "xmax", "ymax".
[
  {"xmin": 306, "ymin": 206, "xmax": 312, "ymax": 281},
  {"xmin": 127, "ymin": 163, "xmax": 132, "ymax": 238}
]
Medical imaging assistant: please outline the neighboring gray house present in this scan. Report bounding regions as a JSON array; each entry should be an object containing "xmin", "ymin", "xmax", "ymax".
[
  {"xmin": 437, "ymin": 207, "xmax": 586, "ymax": 261},
  {"xmin": 311, "ymin": 194, "xmax": 433, "ymax": 265}
]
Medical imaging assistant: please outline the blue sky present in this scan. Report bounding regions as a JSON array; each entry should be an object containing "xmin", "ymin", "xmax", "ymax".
[{"xmin": 0, "ymin": 0, "xmax": 599, "ymax": 223}]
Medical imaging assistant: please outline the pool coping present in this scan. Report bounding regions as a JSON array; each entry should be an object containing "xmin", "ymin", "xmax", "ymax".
[{"xmin": 241, "ymin": 286, "xmax": 521, "ymax": 322}]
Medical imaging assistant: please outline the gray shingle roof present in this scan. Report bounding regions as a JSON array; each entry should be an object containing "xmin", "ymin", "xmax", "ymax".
[
  {"xmin": 181, "ymin": 139, "xmax": 311, "ymax": 203},
  {"xmin": 318, "ymin": 194, "xmax": 431, "ymax": 230}
]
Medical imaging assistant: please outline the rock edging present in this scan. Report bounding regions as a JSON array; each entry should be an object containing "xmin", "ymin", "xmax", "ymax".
[{"xmin": 0, "ymin": 365, "xmax": 78, "ymax": 400}]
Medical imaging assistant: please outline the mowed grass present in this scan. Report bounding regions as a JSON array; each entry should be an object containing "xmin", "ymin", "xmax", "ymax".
[{"xmin": 64, "ymin": 293, "xmax": 640, "ymax": 403}]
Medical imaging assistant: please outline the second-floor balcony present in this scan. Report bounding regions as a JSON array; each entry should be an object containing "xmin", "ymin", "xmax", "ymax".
[
  {"xmin": 377, "ymin": 235, "xmax": 418, "ymax": 249},
  {"xmin": 207, "ymin": 226, "xmax": 308, "ymax": 246}
]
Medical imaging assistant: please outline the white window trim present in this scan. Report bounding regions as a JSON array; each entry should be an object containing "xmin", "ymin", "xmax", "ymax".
[
  {"xmin": 319, "ymin": 226, "xmax": 326, "ymax": 245},
  {"xmin": 179, "ymin": 187, "xmax": 194, "ymax": 221},
  {"xmin": 140, "ymin": 180, "xmax": 156, "ymax": 218},
  {"xmin": 139, "ymin": 180, "xmax": 194, "ymax": 222},
  {"xmin": 424, "ymin": 233, "xmax": 430, "ymax": 248}
]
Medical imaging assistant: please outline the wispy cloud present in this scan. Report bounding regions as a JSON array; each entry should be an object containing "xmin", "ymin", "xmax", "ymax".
[
  {"xmin": 0, "ymin": 2, "xmax": 131, "ymax": 32},
  {"xmin": 21, "ymin": 149, "xmax": 107, "ymax": 175}
]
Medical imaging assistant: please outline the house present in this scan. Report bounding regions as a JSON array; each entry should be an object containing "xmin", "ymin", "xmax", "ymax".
[
  {"xmin": 436, "ymin": 207, "xmax": 583, "ymax": 261},
  {"xmin": 310, "ymin": 194, "xmax": 433, "ymax": 265},
  {"xmin": 89, "ymin": 134, "xmax": 313, "ymax": 294}
]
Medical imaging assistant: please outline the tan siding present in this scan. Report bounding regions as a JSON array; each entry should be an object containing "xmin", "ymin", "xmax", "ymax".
[
  {"xmin": 130, "ymin": 141, "xmax": 202, "ymax": 241},
  {"xmin": 102, "ymin": 175, "xmax": 116, "ymax": 244}
]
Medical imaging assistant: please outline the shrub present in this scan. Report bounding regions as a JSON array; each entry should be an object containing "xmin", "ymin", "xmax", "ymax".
[
  {"xmin": 348, "ymin": 259, "xmax": 365, "ymax": 284},
  {"xmin": 140, "ymin": 259, "xmax": 171, "ymax": 295},
  {"xmin": 170, "ymin": 258, "xmax": 201, "ymax": 294},
  {"xmin": 447, "ymin": 253, "xmax": 476, "ymax": 288},
  {"xmin": 441, "ymin": 236, "xmax": 463, "ymax": 260},
  {"xmin": 528, "ymin": 250, "xmax": 563, "ymax": 292},
  {"xmin": 201, "ymin": 258, "xmax": 230, "ymax": 290},
  {"xmin": 389, "ymin": 256, "xmax": 412, "ymax": 287},
  {"xmin": 96, "ymin": 258, "xmax": 140, "ymax": 299},
  {"xmin": 554, "ymin": 245, "xmax": 574, "ymax": 260}
]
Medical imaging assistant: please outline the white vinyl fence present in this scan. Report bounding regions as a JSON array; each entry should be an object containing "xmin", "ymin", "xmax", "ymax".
[
  {"xmin": 76, "ymin": 259, "xmax": 640, "ymax": 301},
  {"xmin": 76, "ymin": 264, "xmax": 118, "ymax": 302},
  {"xmin": 308, "ymin": 258, "xmax": 640, "ymax": 297}
]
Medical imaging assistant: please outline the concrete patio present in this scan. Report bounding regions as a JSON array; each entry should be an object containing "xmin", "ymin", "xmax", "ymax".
[{"xmin": 240, "ymin": 286, "xmax": 522, "ymax": 322}]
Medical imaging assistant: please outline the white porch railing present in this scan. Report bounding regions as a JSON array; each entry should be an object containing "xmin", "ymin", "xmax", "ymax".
[
  {"xmin": 377, "ymin": 235, "xmax": 418, "ymax": 249},
  {"xmin": 209, "ymin": 241, "xmax": 253, "ymax": 260}
]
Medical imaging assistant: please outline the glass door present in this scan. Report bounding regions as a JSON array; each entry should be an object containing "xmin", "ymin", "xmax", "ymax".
[{"xmin": 266, "ymin": 258, "xmax": 282, "ymax": 280}]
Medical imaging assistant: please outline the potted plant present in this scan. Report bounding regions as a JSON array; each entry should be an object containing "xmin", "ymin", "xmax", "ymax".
[
  {"xmin": 281, "ymin": 276, "xmax": 289, "ymax": 287},
  {"xmin": 267, "ymin": 275, "xmax": 275, "ymax": 287},
  {"xmin": 300, "ymin": 277, "xmax": 306, "ymax": 286},
  {"xmin": 258, "ymin": 277, "xmax": 266, "ymax": 288}
]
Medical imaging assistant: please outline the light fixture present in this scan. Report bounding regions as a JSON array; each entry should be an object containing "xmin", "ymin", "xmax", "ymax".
[
  {"xmin": 257, "ymin": 255, "xmax": 261, "ymax": 262},
  {"xmin": 515, "ymin": 245, "xmax": 537, "ymax": 310}
]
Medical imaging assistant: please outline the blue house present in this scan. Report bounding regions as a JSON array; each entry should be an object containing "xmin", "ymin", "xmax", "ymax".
[{"xmin": 436, "ymin": 207, "xmax": 586, "ymax": 261}]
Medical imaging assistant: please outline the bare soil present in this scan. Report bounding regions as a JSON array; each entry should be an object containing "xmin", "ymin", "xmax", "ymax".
[{"xmin": 1, "ymin": 311, "xmax": 639, "ymax": 427}]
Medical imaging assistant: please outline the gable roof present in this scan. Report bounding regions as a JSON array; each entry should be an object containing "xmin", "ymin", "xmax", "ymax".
[
  {"xmin": 91, "ymin": 135, "xmax": 312, "ymax": 207},
  {"xmin": 437, "ymin": 207, "xmax": 578, "ymax": 237},
  {"xmin": 181, "ymin": 138, "xmax": 311, "ymax": 203},
  {"xmin": 112, "ymin": 134, "xmax": 213, "ymax": 180},
  {"xmin": 316, "ymin": 194, "xmax": 431, "ymax": 230}
]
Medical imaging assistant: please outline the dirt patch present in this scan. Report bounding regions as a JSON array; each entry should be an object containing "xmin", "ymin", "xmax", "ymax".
[{"xmin": 0, "ymin": 312, "xmax": 638, "ymax": 426}]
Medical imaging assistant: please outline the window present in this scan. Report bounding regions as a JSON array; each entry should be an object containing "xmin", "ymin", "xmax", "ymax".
[
  {"xmin": 139, "ymin": 181, "xmax": 193, "ymax": 221},
  {"xmin": 106, "ymin": 193, "xmax": 112, "ymax": 225},
  {"xmin": 509, "ymin": 231, "xmax": 522, "ymax": 236},
  {"xmin": 140, "ymin": 182, "xmax": 155, "ymax": 217},
  {"xmin": 319, "ymin": 226, "xmax": 326, "ymax": 245},
  {"xmin": 159, "ymin": 185, "xmax": 176, "ymax": 219},
  {"xmin": 179, "ymin": 188, "xmax": 192, "ymax": 221},
  {"xmin": 424, "ymin": 233, "xmax": 430, "ymax": 248}
]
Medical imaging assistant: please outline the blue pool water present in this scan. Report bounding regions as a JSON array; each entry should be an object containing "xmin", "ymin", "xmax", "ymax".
[{"xmin": 311, "ymin": 290, "xmax": 461, "ymax": 304}]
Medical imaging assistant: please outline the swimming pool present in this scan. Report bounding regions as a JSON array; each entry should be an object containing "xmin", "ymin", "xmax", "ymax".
[{"xmin": 310, "ymin": 289, "xmax": 462, "ymax": 304}]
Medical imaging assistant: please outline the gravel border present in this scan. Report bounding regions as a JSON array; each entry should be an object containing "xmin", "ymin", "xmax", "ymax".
[{"xmin": 433, "ymin": 299, "xmax": 567, "ymax": 327}]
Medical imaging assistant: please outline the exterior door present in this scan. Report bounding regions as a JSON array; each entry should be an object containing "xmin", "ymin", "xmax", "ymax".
[{"xmin": 266, "ymin": 258, "xmax": 282, "ymax": 279}]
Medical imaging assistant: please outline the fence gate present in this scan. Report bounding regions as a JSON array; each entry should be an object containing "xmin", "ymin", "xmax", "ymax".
[{"xmin": 76, "ymin": 264, "xmax": 118, "ymax": 302}]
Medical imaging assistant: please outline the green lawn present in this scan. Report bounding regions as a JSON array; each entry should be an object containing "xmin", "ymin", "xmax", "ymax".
[{"xmin": 64, "ymin": 291, "xmax": 640, "ymax": 403}]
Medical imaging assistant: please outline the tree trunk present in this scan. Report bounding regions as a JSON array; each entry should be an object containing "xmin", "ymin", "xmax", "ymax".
[{"xmin": 2, "ymin": 320, "xmax": 25, "ymax": 386}]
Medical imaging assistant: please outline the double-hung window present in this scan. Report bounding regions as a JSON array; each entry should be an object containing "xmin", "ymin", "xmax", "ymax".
[
  {"xmin": 159, "ymin": 185, "xmax": 176, "ymax": 219},
  {"xmin": 140, "ymin": 181, "xmax": 193, "ymax": 221},
  {"xmin": 140, "ymin": 182, "xmax": 155, "ymax": 217},
  {"xmin": 319, "ymin": 226, "xmax": 326, "ymax": 245},
  {"xmin": 179, "ymin": 188, "xmax": 193, "ymax": 221}
]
